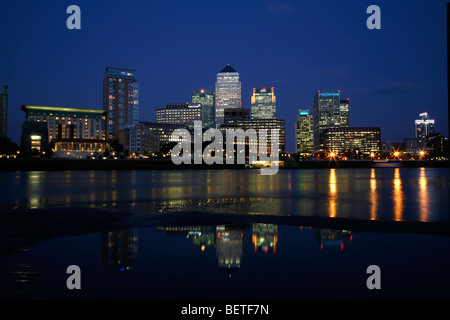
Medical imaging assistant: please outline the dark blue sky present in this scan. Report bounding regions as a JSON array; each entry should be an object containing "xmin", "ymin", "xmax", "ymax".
[{"xmin": 0, "ymin": 0, "xmax": 448, "ymax": 153}]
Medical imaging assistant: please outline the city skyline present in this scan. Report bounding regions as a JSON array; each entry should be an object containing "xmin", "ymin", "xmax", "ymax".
[{"xmin": 0, "ymin": 0, "xmax": 448, "ymax": 154}]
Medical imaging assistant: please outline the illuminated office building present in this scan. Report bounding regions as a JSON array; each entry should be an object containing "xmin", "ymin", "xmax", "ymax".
[
  {"xmin": 156, "ymin": 103, "xmax": 202, "ymax": 130},
  {"xmin": 215, "ymin": 65, "xmax": 241, "ymax": 128},
  {"xmin": 323, "ymin": 127, "xmax": 381, "ymax": 156},
  {"xmin": 313, "ymin": 91, "xmax": 349, "ymax": 152},
  {"xmin": 103, "ymin": 67, "xmax": 139, "ymax": 139},
  {"xmin": 20, "ymin": 105, "xmax": 108, "ymax": 158},
  {"xmin": 118, "ymin": 123, "xmax": 159, "ymax": 155},
  {"xmin": 192, "ymin": 89, "xmax": 215, "ymax": 130},
  {"xmin": 339, "ymin": 99, "xmax": 350, "ymax": 127},
  {"xmin": 295, "ymin": 109, "xmax": 314, "ymax": 155},
  {"xmin": 415, "ymin": 112, "xmax": 435, "ymax": 149},
  {"xmin": 21, "ymin": 105, "xmax": 107, "ymax": 141},
  {"xmin": 220, "ymin": 114, "xmax": 286, "ymax": 158},
  {"xmin": 251, "ymin": 87, "xmax": 276, "ymax": 119},
  {"xmin": 0, "ymin": 84, "xmax": 7, "ymax": 137},
  {"xmin": 139, "ymin": 121, "xmax": 190, "ymax": 146}
]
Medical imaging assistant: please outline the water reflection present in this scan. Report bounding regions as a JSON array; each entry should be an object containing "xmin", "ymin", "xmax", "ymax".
[
  {"xmin": 328, "ymin": 169, "xmax": 337, "ymax": 218},
  {"xmin": 369, "ymin": 168, "xmax": 378, "ymax": 220},
  {"xmin": 393, "ymin": 168, "xmax": 404, "ymax": 221},
  {"xmin": 418, "ymin": 167, "xmax": 429, "ymax": 222},
  {"xmin": 2, "ymin": 168, "xmax": 450, "ymax": 223},
  {"xmin": 101, "ymin": 229, "xmax": 139, "ymax": 275},
  {"xmin": 100, "ymin": 224, "xmax": 352, "ymax": 279}
]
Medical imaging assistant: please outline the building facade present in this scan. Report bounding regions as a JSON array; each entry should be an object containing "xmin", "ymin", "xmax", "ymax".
[
  {"xmin": 192, "ymin": 89, "xmax": 215, "ymax": 130},
  {"xmin": 21, "ymin": 105, "xmax": 107, "ymax": 141},
  {"xmin": 215, "ymin": 65, "xmax": 241, "ymax": 128},
  {"xmin": 118, "ymin": 123, "xmax": 160, "ymax": 155},
  {"xmin": 156, "ymin": 103, "xmax": 202, "ymax": 130},
  {"xmin": 0, "ymin": 84, "xmax": 7, "ymax": 138},
  {"xmin": 220, "ymin": 116, "xmax": 286, "ymax": 159},
  {"xmin": 19, "ymin": 121, "xmax": 49, "ymax": 157},
  {"xmin": 103, "ymin": 67, "xmax": 139, "ymax": 140},
  {"xmin": 313, "ymin": 91, "xmax": 349, "ymax": 152},
  {"xmin": 295, "ymin": 109, "xmax": 314, "ymax": 155},
  {"xmin": 20, "ymin": 105, "xmax": 108, "ymax": 158},
  {"xmin": 323, "ymin": 127, "xmax": 381, "ymax": 157},
  {"xmin": 139, "ymin": 121, "xmax": 190, "ymax": 145},
  {"xmin": 251, "ymin": 87, "xmax": 276, "ymax": 119},
  {"xmin": 415, "ymin": 112, "xmax": 435, "ymax": 149}
]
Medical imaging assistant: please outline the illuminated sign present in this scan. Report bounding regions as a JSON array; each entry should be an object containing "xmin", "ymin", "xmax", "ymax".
[{"xmin": 260, "ymin": 88, "xmax": 267, "ymax": 93}]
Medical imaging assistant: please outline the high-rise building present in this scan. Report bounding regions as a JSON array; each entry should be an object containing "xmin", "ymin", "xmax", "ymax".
[
  {"xmin": 0, "ymin": 84, "xmax": 7, "ymax": 137},
  {"xmin": 415, "ymin": 112, "xmax": 435, "ymax": 149},
  {"xmin": 156, "ymin": 103, "xmax": 202, "ymax": 130},
  {"xmin": 339, "ymin": 99, "xmax": 350, "ymax": 127},
  {"xmin": 103, "ymin": 67, "xmax": 139, "ymax": 140},
  {"xmin": 220, "ymin": 115, "xmax": 286, "ymax": 159},
  {"xmin": 295, "ymin": 109, "xmax": 314, "ymax": 155},
  {"xmin": 313, "ymin": 90, "xmax": 349, "ymax": 152},
  {"xmin": 192, "ymin": 89, "xmax": 215, "ymax": 130},
  {"xmin": 251, "ymin": 87, "xmax": 276, "ymax": 119},
  {"xmin": 215, "ymin": 65, "xmax": 241, "ymax": 128}
]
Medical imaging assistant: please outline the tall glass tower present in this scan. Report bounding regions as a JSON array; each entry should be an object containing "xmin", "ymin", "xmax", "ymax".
[
  {"xmin": 103, "ymin": 67, "xmax": 139, "ymax": 140},
  {"xmin": 296, "ymin": 109, "xmax": 314, "ymax": 155},
  {"xmin": 313, "ymin": 90, "xmax": 348, "ymax": 152},
  {"xmin": 215, "ymin": 65, "xmax": 241, "ymax": 128},
  {"xmin": 192, "ymin": 89, "xmax": 215, "ymax": 130},
  {"xmin": 251, "ymin": 87, "xmax": 276, "ymax": 119},
  {"xmin": 415, "ymin": 112, "xmax": 435, "ymax": 149}
]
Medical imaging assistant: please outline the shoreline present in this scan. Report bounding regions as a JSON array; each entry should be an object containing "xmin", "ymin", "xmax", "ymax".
[{"xmin": 0, "ymin": 158, "xmax": 449, "ymax": 171}]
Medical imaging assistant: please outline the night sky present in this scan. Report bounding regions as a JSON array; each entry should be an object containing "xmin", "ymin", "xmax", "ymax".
[{"xmin": 0, "ymin": 0, "xmax": 448, "ymax": 153}]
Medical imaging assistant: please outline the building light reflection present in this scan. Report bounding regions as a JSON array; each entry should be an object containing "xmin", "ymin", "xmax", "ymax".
[
  {"xmin": 393, "ymin": 168, "xmax": 404, "ymax": 221},
  {"xmin": 370, "ymin": 168, "xmax": 378, "ymax": 220},
  {"xmin": 418, "ymin": 167, "xmax": 429, "ymax": 222},
  {"xmin": 329, "ymin": 169, "xmax": 337, "ymax": 218}
]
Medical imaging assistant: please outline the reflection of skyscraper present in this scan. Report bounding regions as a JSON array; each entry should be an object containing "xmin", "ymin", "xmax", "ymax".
[
  {"xmin": 215, "ymin": 65, "xmax": 241, "ymax": 128},
  {"xmin": 191, "ymin": 226, "xmax": 216, "ymax": 252},
  {"xmin": 315, "ymin": 228, "xmax": 351, "ymax": 251},
  {"xmin": 101, "ymin": 229, "xmax": 139, "ymax": 275},
  {"xmin": 415, "ymin": 112, "xmax": 435, "ymax": 149},
  {"xmin": 216, "ymin": 225, "xmax": 243, "ymax": 277},
  {"xmin": 251, "ymin": 224, "xmax": 278, "ymax": 254},
  {"xmin": 251, "ymin": 87, "xmax": 276, "ymax": 119},
  {"xmin": 192, "ymin": 89, "xmax": 215, "ymax": 130},
  {"xmin": 103, "ymin": 67, "xmax": 139, "ymax": 140}
]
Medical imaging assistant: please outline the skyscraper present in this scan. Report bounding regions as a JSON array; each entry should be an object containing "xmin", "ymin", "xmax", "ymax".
[
  {"xmin": 103, "ymin": 67, "xmax": 139, "ymax": 140},
  {"xmin": 313, "ymin": 90, "xmax": 348, "ymax": 152},
  {"xmin": 215, "ymin": 65, "xmax": 241, "ymax": 128},
  {"xmin": 0, "ymin": 84, "xmax": 7, "ymax": 137},
  {"xmin": 251, "ymin": 87, "xmax": 276, "ymax": 119},
  {"xmin": 192, "ymin": 89, "xmax": 215, "ymax": 130},
  {"xmin": 339, "ymin": 99, "xmax": 350, "ymax": 127},
  {"xmin": 295, "ymin": 109, "xmax": 314, "ymax": 155},
  {"xmin": 415, "ymin": 112, "xmax": 435, "ymax": 149}
]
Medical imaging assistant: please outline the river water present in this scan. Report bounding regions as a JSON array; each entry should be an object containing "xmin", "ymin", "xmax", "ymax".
[{"xmin": 1, "ymin": 167, "xmax": 449, "ymax": 300}]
